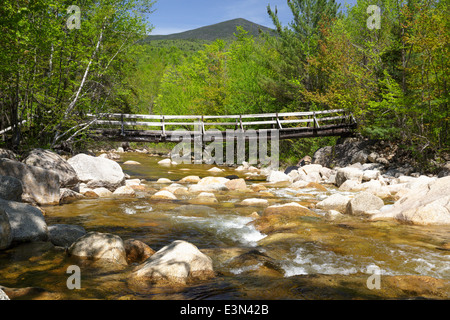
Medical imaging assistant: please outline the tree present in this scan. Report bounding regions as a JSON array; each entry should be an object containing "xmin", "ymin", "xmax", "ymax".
[
  {"xmin": 0, "ymin": 0, "xmax": 155, "ymax": 149},
  {"xmin": 262, "ymin": 0, "xmax": 340, "ymax": 111}
]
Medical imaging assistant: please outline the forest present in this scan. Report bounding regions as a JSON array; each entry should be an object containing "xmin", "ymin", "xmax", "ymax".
[{"xmin": 0, "ymin": 0, "xmax": 448, "ymax": 169}]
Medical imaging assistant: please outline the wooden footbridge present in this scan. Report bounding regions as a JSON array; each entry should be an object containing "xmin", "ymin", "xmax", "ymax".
[{"xmin": 86, "ymin": 109, "xmax": 357, "ymax": 143}]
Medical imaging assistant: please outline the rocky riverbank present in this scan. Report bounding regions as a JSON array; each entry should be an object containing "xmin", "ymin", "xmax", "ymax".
[{"xmin": 0, "ymin": 142, "xmax": 449, "ymax": 300}]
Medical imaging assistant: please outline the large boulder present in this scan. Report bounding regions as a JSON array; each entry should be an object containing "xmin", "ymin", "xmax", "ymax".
[
  {"xmin": 362, "ymin": 169, "xmax": 381, "ymax": 181},
  {"xmin": 131, "ymin": 240, "xmax": 214, "ymax": 284},
  {"xmin": 312, "ymin": 146, "xmax": 333, "ymax": 167},
  {"xmin": 225, "ymin": 178, "xmax": 247, "ymax": 190},
  {"xmin": 67, "ymin": 153, "xmax": 125, "ymax": 191},
  {"xmin": 335, "ymin": 167, "xmax": 364, "ymax": 187},
  {"xmin": 68, "ymin": 232, "xmax": 127, "ymax": 265},
  {"xmin": 0, "ymin": 175, "xmax": 23, "ymax": 201},
  {"xmin": 0, "ymin": 148, "xmax": 18, "ymax": 160},
  {"xmin": 0, "ymin": 207, "xmax": 12, "ymax": 250},
  {"xmin": 0, "ymin": 199, "xmax": 48, "ymax": 244},
  {"xmin": 312, "ymin": 139, "xmax": 376, "ymax": 167},
  {"xmin": 356, "ymin": 180, "xmax": 392, "ymax": 199},
  {"xmin": 266, "ymin": 171, "xmax": 292, "ymax": 184},
  {"xmin": 316, "ymin": 194, "xmax": 351, "ymax": 213},
  {"xmin": 345, "ymin": 192, "xmax": 384, "ymax": 216},
  {"xmin": 23, "ymin": 149, "xmax": 78, "ymax": 188},
  {"xmin": 0, "ymin": 159, "xmax": 60, "ymax": 205},
  {"xmin": 371, "ymin": 176, "xmax": 450, "ymax": 225},
  {"xmin": 48, "ymin": 224, "xmax": 86, "ymax": 247}
]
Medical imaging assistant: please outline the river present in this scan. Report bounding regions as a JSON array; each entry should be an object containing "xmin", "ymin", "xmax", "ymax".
[{"xmin": 0, "ymin": 153, "xmax": 449, "ymax": 300}]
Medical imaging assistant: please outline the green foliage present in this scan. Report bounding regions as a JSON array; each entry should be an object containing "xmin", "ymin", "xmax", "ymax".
[
  {"xmin": 0, "ymin": 0, "xmax": 155, "ymax": 149},
  {"xmin": 154, "ymin": 28, "xmax": 277, "ymax": 117},
  {"xmin": 264, "ymin": 0, "xmax": 448, "ymax": 161},
  {"xmin": 1, "ymin": 0, "xmax": 447, "ymax": 165}
]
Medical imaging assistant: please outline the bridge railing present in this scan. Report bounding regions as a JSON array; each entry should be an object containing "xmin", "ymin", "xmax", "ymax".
[{"xmin": 87, "ymin": 109, "xmax": 356, "ymax": 134}]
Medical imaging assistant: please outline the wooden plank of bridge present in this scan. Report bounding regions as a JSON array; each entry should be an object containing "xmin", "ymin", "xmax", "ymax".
[{"xmin": 87, "ymin": 109, "xmax": 357, "ymax": 143}]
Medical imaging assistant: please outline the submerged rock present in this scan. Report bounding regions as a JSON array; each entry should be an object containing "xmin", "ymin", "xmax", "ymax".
[
  {"xmin": 227, "ymin": 249, "xmax": 284, "ymax": 277},
  {"xmin": 254, "ymin": 202, "xmax": 318, "ymax": 234},
  {"xmin": 263, "ymin": 202, "xmax": 316, "ymax": 216},
  {"xmin": 173, "ymin": 205, "xmax": 218, "ymax": 216},
  {"xmin": 48, "ymin": 224, "xmax": 86, "ymax": 247},
  {"xmin": 124, "ymin": 239, "xmax": 155, "ymax": 264},
  {"xmin": 240, "ymin": 198, "xmax": 269, "ymax": 207}
]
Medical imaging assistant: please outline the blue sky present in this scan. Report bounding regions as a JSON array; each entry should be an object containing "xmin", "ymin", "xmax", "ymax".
[{"xmin": 149, "ymin": 0, "xmax": 358, "ymax": 35}]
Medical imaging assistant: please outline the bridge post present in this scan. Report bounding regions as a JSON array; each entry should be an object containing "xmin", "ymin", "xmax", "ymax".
[
  {"xmin": 276, "ymin": 113, "xmax": 282, "ymax": 130},
  {"xmin": 161, "ymin": 115, "xmax": 166, "ymax": 139},
  {"xmin": 201, "ymin": 115, "xmax": 205, "ymax": 136},
  {"xmin": 120, "ymin": 114, "xmax": 125, "ymax": 136},
  {"xmin": 313, "ymin": 112, "xmax": 320, "ymax": 129}
]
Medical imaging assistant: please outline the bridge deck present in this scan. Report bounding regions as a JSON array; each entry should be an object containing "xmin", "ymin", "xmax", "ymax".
[{"xmin": 87, "ymin": 109, "xmax": 357, "ymax": 143}]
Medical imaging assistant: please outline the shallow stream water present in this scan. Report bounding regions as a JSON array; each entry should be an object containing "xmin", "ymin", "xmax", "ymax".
[{"xmin": 0, "ymin": 153, "xmax": 449, "ymax": 300}]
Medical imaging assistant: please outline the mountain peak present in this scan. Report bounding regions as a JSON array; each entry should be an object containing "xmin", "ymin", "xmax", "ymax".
[{"xmin": 146, "ymin": 19, "xmax": 275, "ymax": 42}]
